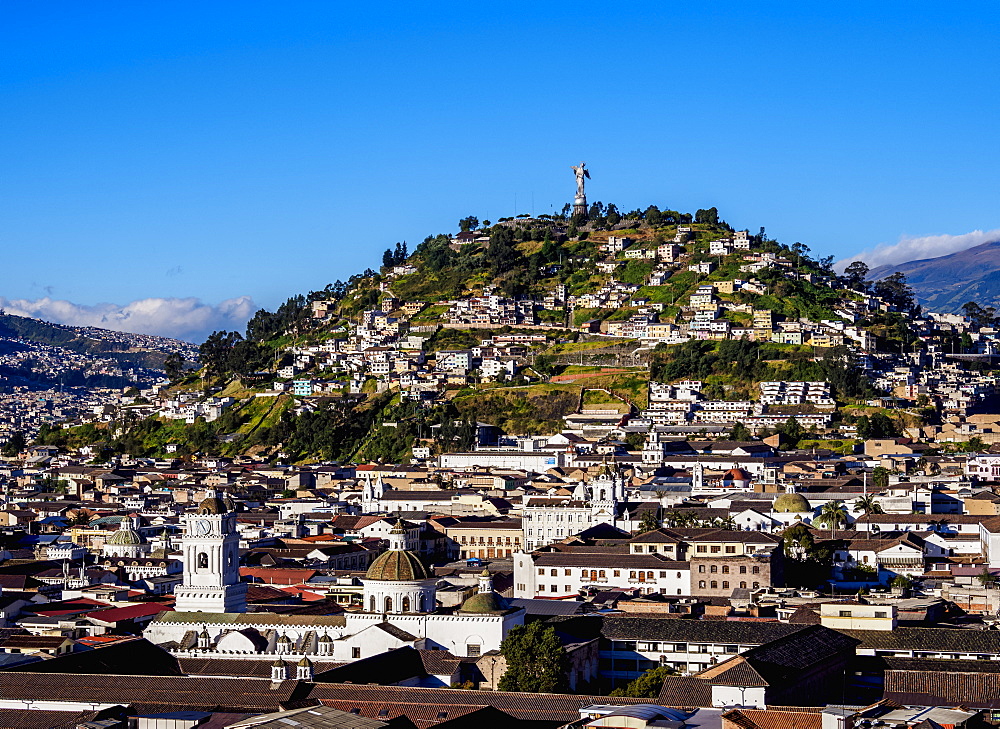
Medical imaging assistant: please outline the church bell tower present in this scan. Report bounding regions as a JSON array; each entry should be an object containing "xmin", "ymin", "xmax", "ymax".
[{"xmin": 174, "ymin": 489, "xmax": 247, "ymax": 613}]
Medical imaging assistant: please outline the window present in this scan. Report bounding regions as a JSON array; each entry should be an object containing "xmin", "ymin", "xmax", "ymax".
[
  {"xmin": 633, "ymin": 546, "xmax": 642, "ymax": 553},
  {"xmin": 725, "ymin": 645, "xmax": 738, "ymax": 653},
  {"xmin": 467, "ymin": 644, "xmax": 481, "ymax": 657},
  {"xmin": 711, "ymin": 581, "xmax": 718, "ymax": 589},
  {"xmin": 564, "ymin": 569, "xmax": 571, "ymax": 576},
  {"xmin": 696, "ymin": 545, "xmax": 707, "ymax": 553},
  {"xmin": 614, "ymin": 570, "xmax": 621, "ymax": 577},
  {"xmin": 752, "ymin": 581, "xmax": 759, "ymax": 588},
  {"xmin": 352, "ymin": 647, "xmax": 361, "ymax": 659},
  {"xmin": 698, "ymin": 565, "xmax": 706, "ymax": 573},
  {"xmin": 630, "ymin": 571, "xmax": 637, "ymax": 579},
  {"xmin": 599, "ymin": 570, "xmax": 606, "ymax": 578},
  {"xmin": 740, "ymin": 566, "xmax": 747, "ymax": 574},
  {"xmin": 551, "ymin": 585, "xmax": 557, "ymax": 593},
  {"xmin": 648, "ymin": 546, "xmax": 656, "ymax": 553},
  {"xmin": 721, "ymin": 566, "xmax": 729, "ymax": 574},
  {"xmin": 517, "ymin": 583, "xmax": 525, "ymax": 591},
  {"xmin": 565, "ymin": 585, "xmax": 571, "ymax": 592},
  {"xmin": 725, "ymin": 545, "xmax": 736, "ymax": 554},
  {"xmin": 839, "ymin": 610, "xmax": 851, "ymax": 617},
  {"xmin": 537, "ymin": 568, "xmax": 544, "ymax": 575},
  {"xmin": 550, "ymin": 569, "xmax": 557, "ymax": 576},
  {"xmin": 752, "ymin": 566, "xmax": 760, "ymax": 574},
  {"xmin": 875, "ymin": 611, "xmax": 888, "ymax": 618},
  {"xmin": 722, "ymin": 581, "xmax": 729, "ymax": 589},
  {"xmin": 710, "ymin": 546, "xmax": 721, "ymax": 553},
  {"xmin": 739, "ymin": 581, "xmax": 747, "ymax": 588},
  {"xmin": 698, "ymin": 580, "xmax": 706, "ymax": 589},
  {"xmin": 710, "ymin": 565, "xmax": 718, "ymax": 573},
  {"xmin": 659, "ymin": 571, "xmax": 667, "ymax": 578}
]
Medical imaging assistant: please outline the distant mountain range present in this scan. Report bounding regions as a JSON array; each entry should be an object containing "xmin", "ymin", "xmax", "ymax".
[{"xmin": 869, "ymin": 238, "xmax": 1000, "ymax": 313}]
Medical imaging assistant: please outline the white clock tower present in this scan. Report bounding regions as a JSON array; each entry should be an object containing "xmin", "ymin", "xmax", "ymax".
[{"xmin": 174, "ymin": 489, "xmax": 247, "ymax": 613}]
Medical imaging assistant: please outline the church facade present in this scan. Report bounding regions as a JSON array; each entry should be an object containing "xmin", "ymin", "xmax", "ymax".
[{"xmin": 145, "ymin": 495, "xmax": 523, "ymax": 663}]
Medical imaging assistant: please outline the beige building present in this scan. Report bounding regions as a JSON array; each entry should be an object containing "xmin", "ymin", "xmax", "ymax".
[
  {"xmin": 445, "ymin": 520, "xmax": 523, "ymax": 559},
  {"xmin": 819, "ymin": 601, "xmax": 896, "ymax": 631}
]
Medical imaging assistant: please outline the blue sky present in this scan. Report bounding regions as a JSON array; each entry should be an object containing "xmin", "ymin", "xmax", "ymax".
[{"xmin": 2, "ymin": 2, "xmax": 999, "ymax": 340}]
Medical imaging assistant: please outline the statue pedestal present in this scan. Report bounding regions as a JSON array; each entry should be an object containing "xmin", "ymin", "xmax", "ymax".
[{"xmin": 573, "ymin": 195, "xmax": 587, "ymax": 218}]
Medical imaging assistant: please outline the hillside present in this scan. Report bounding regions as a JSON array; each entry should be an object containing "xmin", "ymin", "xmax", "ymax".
[
  {"xmin": 869, "ymin": 238, "xmax": 1000, "ymax": 313},
  {"xmin": 0, "ymin": 312, "xmax": 197, "ymax": 389},
  {"xmin": 38, "ymin": 203, "xmax": 948, "ymax": 463}
]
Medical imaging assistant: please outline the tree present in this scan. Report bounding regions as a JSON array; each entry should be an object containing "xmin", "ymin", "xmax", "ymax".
[
  {"xmin": 729, "ymin": 422, "xmax": 752, "ymax": 441},
  {"xmin": 873, "ymin": 271, "xmax": 915, "ymax": 311},
  {"xmin": 962, "ymin": 301, "xmax": 998, "ymax": 329},
  {"xmin": 459, "ymin": 216, "xmax": 479, "ymax": 232},
  {"xmin": 854, "ymin": 494, "xmax": 884, "ymax": 515},
  {"xmin": 841, "ymin": 261, "xmax": 870, "ymax": 291},
  {"xmin": 637, "ymin": 511, "xmax": 659, "ymax": 534},
  {"xmin": 978, "ymin": 567, "xmax": 999, "ymax": 589},
  {"xmin": 890, "ymin": 575, "xmax": 912, "ymax": 591},
  {"xmin": 164, "ymin": 352, "xmax": 185, "ymax": 382},
  {"xmin": 865, "ymin": 467, "xmax": 887, "ymax": 494},
  {"xmin": 779, "ymin": 417, "xmax": 804, "ymax": 443},
  {"xmin": 694, "ymin": 207, "xmax": 719, "ymax": 225},
  {"xmin": 66, "ymin": 508, "xmax": 96, "ymax": 526},
  {"xmin": 497, "ymin": 622, "xmax": 569, "ymax": 693},
  {"xmin": 644, "ymin": 205, "xmax": 663, "ymax": 227},
  {"xmin": 817, "ymin": 501, "xmax": 848, "ymax": 535},
  {"xmin": 609, "ymin": 665, "xmax": 678, "ymax": 697},
  {"xmin": 1, "ymin": 431, "xmax": 25, "ymax": 457}
]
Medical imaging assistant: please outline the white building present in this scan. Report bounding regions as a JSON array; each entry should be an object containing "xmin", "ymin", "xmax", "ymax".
[{"xmin": 145, "ymin": 513, "xmax": 524, "ymax": 662}]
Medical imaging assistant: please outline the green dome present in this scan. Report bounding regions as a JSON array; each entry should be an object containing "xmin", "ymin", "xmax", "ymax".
[
  {"xmin": 773, "ymin": 492, "xmax": 811, "ymax": 513},
  {"xmin": 365, "ymin": 548, "xmax": 429, "ymax": 581},
  {"xmin": 108, "ymin": 526, "xmax": 143, "ymax": 545},
  {"xmin": 459, "ymin": 591, "xmax": 509, "ymax": 614},
  {"xmin": 197, "ymin": 496, "xmax": 227, "ymax": 514}
]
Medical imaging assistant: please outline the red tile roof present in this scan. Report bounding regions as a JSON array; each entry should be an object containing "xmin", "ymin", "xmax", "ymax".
[{"xmin": 86, "ymin": 603, "xmax": 168, "ymax": 624}]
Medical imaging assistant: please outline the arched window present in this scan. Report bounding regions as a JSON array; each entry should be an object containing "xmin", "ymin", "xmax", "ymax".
[
  {"xmin": 752, "ymin": 566, "xmax": 760, "ymax": 574},
  {"xmin": 740, "ymin": 581, "xmax": 747, "ymax": 588},
  {"xmin": 722, "ymin": 566, "xmax": 729, "ymax": 574},
  {"xmin": 722, "ymin": 581, "xmax": 729, "ymax": 589},
  {"xmin": 739, "ymin": 565, "xmax": 747, "ymax": 574},
  {"xmin": 752, "ymin": 581, "xmax": 759, "ymax": 588},
  {"xmin": 197, "ymin": 552, "xmax": 208, "ymax": 569},
  {"xmin": 402, "ymin": 596, "xmax": 411, "ymax": 612},
  {"xmin": 370, "ymin": 595, "xmax": 376, "ymax": 612},
  {"xmin": 710, "ymin": 581, "xmax": 718, "ymax": 589},
  {"xmin": 385, "ymin": 596, "xmax": 393, "ymax": 613},
  {"xmin": 599, "ymin": 570, "xmax": 606, "ymax": 578},
  {"xmin": 698, "ymin": 565, "xmax": 706, "ymax": 573},
  {"xmin": 710, "ymin": 565, "xmax": 718, "ymax": 573},
  {"xmin": 698, "ymin": 580, "xmax": 706, "ymax": 588}
]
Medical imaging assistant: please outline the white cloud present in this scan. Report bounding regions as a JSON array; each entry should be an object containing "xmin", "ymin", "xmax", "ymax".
[
  {"xmin": 837, "ymin": 229, "xmax": 1000, "ymax": 272},
  {"xmin": 0, "ymin": 295, "xmax": 256, "ymax": 342}
]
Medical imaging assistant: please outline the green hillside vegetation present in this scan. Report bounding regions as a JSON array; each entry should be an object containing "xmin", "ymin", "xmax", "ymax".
[{"xmin": 67, "ymin": 201, "xmax": 923, "ymax": 464}]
